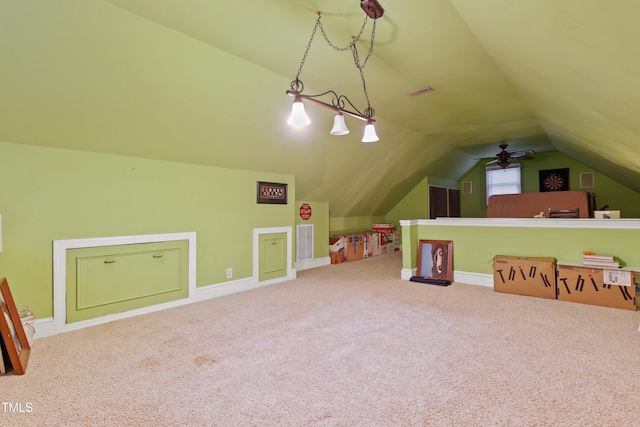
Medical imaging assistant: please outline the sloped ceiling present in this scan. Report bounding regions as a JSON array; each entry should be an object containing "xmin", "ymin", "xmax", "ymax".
[{"xmin": 1, "ymin": 0, "xmax": 638, "ymax": 216}]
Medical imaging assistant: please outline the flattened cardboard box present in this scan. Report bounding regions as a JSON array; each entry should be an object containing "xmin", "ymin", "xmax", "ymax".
[
  {"xmin": 493, "ymin": 255, "xmax": 556, "ymax": 299},
  {"xmin": 556, "ymin": 264, "xmax": 636, "ymax": 311}
]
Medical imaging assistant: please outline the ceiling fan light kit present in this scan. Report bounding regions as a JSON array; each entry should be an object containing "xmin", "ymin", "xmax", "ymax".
[
  {"xmin": 487, "ymin": 143, "xmax": 535, "ymax": 169},
  {"xmin": 286, "ymin": 2, "xmax": 384, "ymax": 143}
]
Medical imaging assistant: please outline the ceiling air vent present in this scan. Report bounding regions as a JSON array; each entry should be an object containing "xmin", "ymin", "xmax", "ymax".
[
  {"xmin": 408, "ymin": 86, "xmax": 434, "ymax": 97},
  {"xmin": 580, "ymin": 172, "xmax": 595, "ymax": 188},
  {"xmin": 462, "ymin": 181, "xmax": 473, "ymax": 194}
]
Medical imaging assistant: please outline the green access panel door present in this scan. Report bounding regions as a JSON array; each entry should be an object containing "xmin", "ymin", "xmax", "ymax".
[
  {"xmin": 66, "ymin": 240, "xmax": 189, "ymax": 323},
  {"xmin": 258, "ymin": 232, "xmax": 288, "ymax": 282}
]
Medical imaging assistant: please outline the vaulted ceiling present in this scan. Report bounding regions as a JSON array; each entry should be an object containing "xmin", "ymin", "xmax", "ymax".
[{"xmin": 1, "ymin": 1, "xmax": 639, "ymax": 216}]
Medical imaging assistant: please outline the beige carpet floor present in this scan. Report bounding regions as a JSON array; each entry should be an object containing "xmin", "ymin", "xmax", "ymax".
[{"xmin": 2, "ymin": 252, "xmax": 640, "ymax": 426}]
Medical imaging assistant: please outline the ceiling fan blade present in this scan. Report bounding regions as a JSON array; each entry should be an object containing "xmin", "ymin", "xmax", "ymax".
[
  {"xmin": 515, "ymin": 155, "xmax": 534, "ymax": 160},
  {"xmin": 509, "ymin": 151, "xmax": 528, "ymax": 158},
  {"xmin": 486, "ymin": 158, "xmax": 499, "ymax": 165}
]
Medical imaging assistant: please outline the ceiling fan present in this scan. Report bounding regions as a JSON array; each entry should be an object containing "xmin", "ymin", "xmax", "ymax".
[{"xmin": 486, "ymin": 144, "xmax": 535, "ymax": 169}]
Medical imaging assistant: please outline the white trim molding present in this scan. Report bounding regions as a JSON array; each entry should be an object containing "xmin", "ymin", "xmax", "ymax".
[
  {"xmin": 400, "ymin": 268, "xmax": 492, "ymax": 288},
  {"xmin": 53, "ymin": 232, "xmax": 197, "ymax": 335},
  {"xmin": 42, "ymin": 229, "xmax": 300, "ymax": 340},
  {"xmin": 296, "ymin": 256, "xmax": 330, "ymax": 271},
  {"xmin": 253, "ymin": 226, "xmax": 295, "ymax": 287},
  {"xmin": 401, "ymin": 268, "xmax": 416, "ymax": 280},
  {"xmin": 192, "ymin": 277, "xmax": 256, "ymax": 302},
  {"xmin": 453, "ymin": 270, "xmax": 493, "ymax": 287},
  {"xmin": 400, "ymin": 218, "xmax": 640, "ymax": 230}
]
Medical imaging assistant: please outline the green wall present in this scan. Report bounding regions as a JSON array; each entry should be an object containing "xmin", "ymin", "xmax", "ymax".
[
  {"xmin": 385, "ymin": 176, "xmax": 459, "ymax": 229},
  {"xmin": 329, "ymin": 215, "xmax": 385, "ymax": 236},
  {"xmin": 0, "ymin": 141, "xmax": 295, "ymax": 318},
  {"xmin": 385, "ymin": 177, "xmax": 428, "ymax": 230},
  {"xmin": 459, "ymin": 151, "xmax": 640, "ymax": 218},
  {"xmin": 295, "ymin": 200, "xmax": 329, "ymax": 259}
]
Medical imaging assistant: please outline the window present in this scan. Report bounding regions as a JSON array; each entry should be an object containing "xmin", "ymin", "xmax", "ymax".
[{"xmin": 486, "ymin": 164, "xmax": 521, "ymax": 203}]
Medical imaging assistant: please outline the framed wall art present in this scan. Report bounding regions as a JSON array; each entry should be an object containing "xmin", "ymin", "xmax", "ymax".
[
  {"xmin": 257, "ymin": 181, "xmax": 288, "ymax": 205},
  {"xmin": 417, "ymin": 240, "xmax": 453, "ymax": 281},
  {"xmin": 539, "ymin": 168, "xmax": 570, "ymax": 192},
  {"xmin": 0, "ymin": 277, "xmax": 31, "ymax": 375}
]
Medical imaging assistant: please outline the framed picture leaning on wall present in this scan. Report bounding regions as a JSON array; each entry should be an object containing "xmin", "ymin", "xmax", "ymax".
[
  {"xmin": 417, "ymin": 240, "xmax": 453, "ymax": 281},
  {"xmin": 0, "ymin": 278, "xmax": 31, "ymax": 375}
]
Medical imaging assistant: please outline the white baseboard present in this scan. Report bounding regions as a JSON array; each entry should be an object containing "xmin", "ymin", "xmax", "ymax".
[
  {"xmin": 401, "ymin": 268, "xmax": 493, "ymax": 288},
  {"xmin": 41, "ymin": 228, "xmax": 296, "ymax": 339},
  {"xmin": 34, "ymin": 317, "xmax": 55, "ymax": 340},
  {"xmin": 192, "ymin": 277, "xmax": 257, "ymax": 302},
  {"xmin": 52, "ymin": 298, "xmax": 195, "ymax": 336},
  {"xmin": 36, "ymin": 266, "xmax": 493, "ymax": 340},
  {"xmin": 36, "ymin": 273, "xmax": 296, "ymax": 340},
  {"xmin": 401, "ymin": 268, "xmax": 416, "ymax": 280},
  {"xmin": 453, "ymin": 271, "xmax": 493, "ymax": 287},
  {"xmin": 295, "ymin": 256, "xmax": 330, "ymax": 271}
]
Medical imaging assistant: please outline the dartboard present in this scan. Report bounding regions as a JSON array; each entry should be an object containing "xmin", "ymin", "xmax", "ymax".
[{"xmin": 543, "ymin": 173, "xmax": 565, "ymax": 191}]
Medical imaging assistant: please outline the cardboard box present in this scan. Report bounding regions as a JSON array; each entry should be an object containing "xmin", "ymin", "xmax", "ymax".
[
  {"xmin": 594, "ymin": 210, "xmax": 620, "ymax": 219},
  {"xmin": 556, "ymin": 264, "xmax": 636, "ymax": 310},
  {"xmin": 329, "ymin": 237, "xmax": 345, "ymax": 253},
  {"xmin": 493, "ymin": 255, "xmax": 556, "ymax": 299},
  {"xmin": 362, "ymin": 233, "xmax": 370, "ymax": 259},
  {"xmin": 373, "ymin": 223, "xmax": 396, "ymax": 233},
  {"xmin": 345, "ymin": 234, "xmax": 365, "ymax": 262},
  {"xmin": 369, "ymin": 232, "xmax": 383, "ymax": 256},
  {"xmin": 387, "ymin": 231, "xmax": 400, "ymax": 252},
  {"xmin": 330, "ymin": 251, "xmax": 345, "ymax": 264},
  {"xmin": 329, "ymin": 237, "xmax": 345, "ymax": 264}
]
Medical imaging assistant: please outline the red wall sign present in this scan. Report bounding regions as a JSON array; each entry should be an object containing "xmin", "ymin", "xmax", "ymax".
[{"xmin": 299, "ymin": 203, "xmax": 312, "ymax": 220}]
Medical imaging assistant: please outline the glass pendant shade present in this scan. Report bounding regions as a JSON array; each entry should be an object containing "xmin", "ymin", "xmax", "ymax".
[
  {"xmin": 330, "ymin": 113, "xmax": 350, "ymax": 135},
  {"xmin": 361, "ymin": 121, "xmax": 379, "ymax": 143},
  {"xmin": 287, "ymin": 99, "xmax": 311, "ymax": 128}
]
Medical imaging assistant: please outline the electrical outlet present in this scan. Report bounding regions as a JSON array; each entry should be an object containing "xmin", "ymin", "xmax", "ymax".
[{"xmin": 226, "ymin": 268, "xmax": 232, "ymax": 279}]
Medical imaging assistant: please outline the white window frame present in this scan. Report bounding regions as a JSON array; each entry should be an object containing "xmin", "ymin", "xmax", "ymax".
[{"xmin": 486, "ymin": 164, "xmax": 521, "ymax": 204}]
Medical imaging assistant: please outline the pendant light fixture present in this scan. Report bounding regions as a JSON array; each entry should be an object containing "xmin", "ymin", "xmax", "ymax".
[
  {"xmin": 286, "ymin": 95, "xmax": 311, "ymax": 129},
  {"xmin": 330, "ymin": 113, "xmax": 350, "ymax": 136},
  {"xmin": 286, "ymin": 0, "xmax": 384, "ymax": 143}
]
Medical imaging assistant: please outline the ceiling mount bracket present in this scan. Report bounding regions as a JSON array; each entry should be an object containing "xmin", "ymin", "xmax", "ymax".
[{"xmin": 360, "ymin": 0, "xmax": 384, "ymax": 19}]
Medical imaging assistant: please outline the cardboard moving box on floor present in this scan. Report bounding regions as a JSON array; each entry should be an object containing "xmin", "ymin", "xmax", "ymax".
[
  {"xmin": 493, "ymin": 255, "xmax": 557, "ymax": 299},
  {"xmin": 556, "ymin": 263, "xmax": 636, "ymax": 310},
  {"xmin": 345, "ymin": 234, "xmax": 365, "ymax": 262},
  {"xmin": 330, "ymin": 251, "xmax": 345, "ymax": 264}
]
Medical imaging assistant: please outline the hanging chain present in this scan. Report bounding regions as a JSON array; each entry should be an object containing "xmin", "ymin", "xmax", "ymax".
[
  {"xmin": 318, "ymin": 15, "xmax": 368, "ymax": 52},
  {"xmin": 291, "ymin": 12, "xmax": 378, "ymax": 118},
  {"xmin": 317, "ymin": 15, "xmax": 377, "ymax": 70},
  {"xmin": 293, "ymin": 14, "xmax": 322, "ymax": 80},
  {"xmin": 352, "ymin": 19, "xmax": 377, "ymax": 114}
]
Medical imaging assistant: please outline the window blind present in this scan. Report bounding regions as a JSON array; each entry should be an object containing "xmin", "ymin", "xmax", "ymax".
[{"xmin": 486, "ymin": 164, "xmax": 521, "ymax": 203}]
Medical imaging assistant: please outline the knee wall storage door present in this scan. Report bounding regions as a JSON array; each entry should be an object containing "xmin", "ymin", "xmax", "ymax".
[
  {"xmin": 258, "ymin": 232, "xmax": 288, "ymax": 283},
  {"xmin": 65, "ymin": 240, "xmax": 189, "ymax": 323}
]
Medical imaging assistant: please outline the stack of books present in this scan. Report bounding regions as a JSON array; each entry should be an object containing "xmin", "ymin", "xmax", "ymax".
[{"xmin": 582, "ymin": 253, "xmax": 620, "ymax": 268}]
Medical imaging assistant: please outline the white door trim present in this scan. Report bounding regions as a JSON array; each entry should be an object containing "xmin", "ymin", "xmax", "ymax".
[
  {"xmin": 253, "ymin": 227, "xmax": 295, "ymax": 286},
  {"xmin": 53, "ymin": 232, "xmax": 196, "ymax": 335}
]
